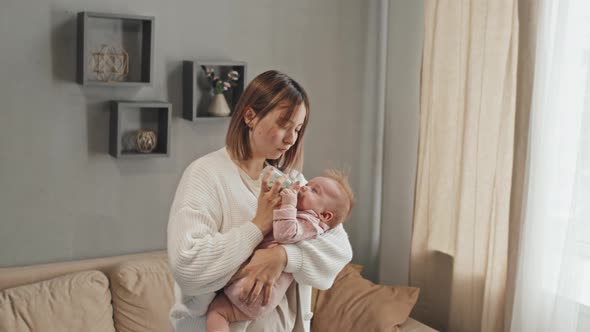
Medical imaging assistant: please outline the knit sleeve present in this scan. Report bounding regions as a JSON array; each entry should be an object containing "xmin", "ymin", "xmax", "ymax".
[
  {"xmin": 282, "ymin": 223, "xmax": 353, "ymax": 290},
  {"xmin": 167, "ymin": 162, "xmax": 263, "ymax": 296}
]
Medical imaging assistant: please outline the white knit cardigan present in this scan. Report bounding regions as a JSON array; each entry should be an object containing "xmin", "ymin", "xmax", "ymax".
[{"xmin": 167, "ymin": 147, "xmax": 353, "ymax": 331}]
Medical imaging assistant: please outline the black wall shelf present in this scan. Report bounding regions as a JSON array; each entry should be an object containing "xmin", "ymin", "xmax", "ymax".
[
  {"xmin": 109, "ymin": 101, "xmax": 171, "ymax": 158},
  {"xmin": 182, "ymin": 60, "xmax": 246, "ymax": 121},
  {"xmin": 77, "ymin": 12, "xmax": 155, "ymax": 86}
]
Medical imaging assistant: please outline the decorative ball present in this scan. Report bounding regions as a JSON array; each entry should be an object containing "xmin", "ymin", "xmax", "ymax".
[{"xmin": 136, "ymin": 130, "xmax": 157, "ymax": 153}]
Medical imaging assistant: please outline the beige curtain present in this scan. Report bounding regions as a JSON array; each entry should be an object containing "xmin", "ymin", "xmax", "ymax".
[{"xmin": 410, "ymin": 1, "xmax": 519, "ymax": 331}]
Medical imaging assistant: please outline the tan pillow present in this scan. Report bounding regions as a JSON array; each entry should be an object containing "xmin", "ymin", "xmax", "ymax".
[
  {"xmin": 109, "ymin": 255, "xmax": 175, "ymax": 332},
  {"xmin": 312, "ymin": 264, "xmax": 420, "ymax": 332},
  {"xmin": 0, "ymin": 270, "xmax": 115, "ymax": 332},
  {"xmin": 311, "ymin": 263, "xmax": 364, "ymax": 312}
]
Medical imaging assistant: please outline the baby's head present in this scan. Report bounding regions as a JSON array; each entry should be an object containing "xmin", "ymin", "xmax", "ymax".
[{"xmin": 297, "ymin": 169, "xmax": 354, "ymax": 228}]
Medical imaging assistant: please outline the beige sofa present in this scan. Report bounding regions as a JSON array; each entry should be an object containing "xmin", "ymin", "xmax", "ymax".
[{"xmin": 0, "ymin": 251, "xmax": 436, "ymax": 331}]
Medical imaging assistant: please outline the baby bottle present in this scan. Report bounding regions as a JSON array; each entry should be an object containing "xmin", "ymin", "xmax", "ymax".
[{"xmin": 262, "ymin": 163, "xmax": 299, "ymax": 190}]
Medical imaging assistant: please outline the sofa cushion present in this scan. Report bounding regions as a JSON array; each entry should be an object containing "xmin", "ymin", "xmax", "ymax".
[
  {"xmin": 0, "ymin": 270, "xmax": 115, "ymax": 332},
  {"xmin": 311, "ymin": 263, "xmax": 363, "ymax": 313},
  {"xmin": 312, "ymin": 264, "xmax": 420, "ymax": 332},
  {"xmin": 109, "ymin": 255, "xmax": 175, "ymax": 332}
]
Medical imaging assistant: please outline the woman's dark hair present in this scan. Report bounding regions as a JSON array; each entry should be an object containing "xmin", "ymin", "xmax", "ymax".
[{"xmin": 226, "ymin": 70, "xmax": 310, "ymax": 172}]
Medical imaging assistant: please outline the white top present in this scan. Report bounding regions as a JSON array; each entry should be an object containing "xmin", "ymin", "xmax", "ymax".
[{"xmin": 167, "ymin": 147, "xmax": 353, "ymax": 332}]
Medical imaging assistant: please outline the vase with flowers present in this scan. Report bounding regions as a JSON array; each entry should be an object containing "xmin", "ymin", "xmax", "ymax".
[{"xmin": 202, "ymin": 66, "xmax": 240, "ymax": 117}]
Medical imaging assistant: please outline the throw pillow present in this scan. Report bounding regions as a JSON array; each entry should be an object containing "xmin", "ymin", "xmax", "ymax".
[{"xmin": 312, "ymin": 264, "xmax": 420, "ymax": 332}]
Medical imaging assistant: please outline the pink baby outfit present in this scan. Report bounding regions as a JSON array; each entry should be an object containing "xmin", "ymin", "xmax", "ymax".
[{"xmin": 224, "ymin": 207, "xmax": 330, "ymax": 318}]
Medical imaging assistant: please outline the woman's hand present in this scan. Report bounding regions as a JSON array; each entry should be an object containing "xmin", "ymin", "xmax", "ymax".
[
  {"xmin": 251, "ymin": 168, "xmax": 289, "ymax": 234},
  {"xmin": 227, "ymin": 245, "xmax": 287, "ymax": 306}
]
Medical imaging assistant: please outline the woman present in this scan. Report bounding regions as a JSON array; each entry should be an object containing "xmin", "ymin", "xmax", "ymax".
[{"xmin": 167, "ymin": 70, "xmax": 352, "ymax": 331}]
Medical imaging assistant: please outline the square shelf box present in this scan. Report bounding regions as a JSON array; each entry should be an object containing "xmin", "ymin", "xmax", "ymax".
[
  {"xmin": 77, "ymin": 12, "xmax": 154, "ymax": 86},
  {"xmin": 182, "ymin": 60, "xmax": 246, "ymax": 121},
  {"xmin": 109, "ymin": 101, "xmax": 171, "ymax": 159}
]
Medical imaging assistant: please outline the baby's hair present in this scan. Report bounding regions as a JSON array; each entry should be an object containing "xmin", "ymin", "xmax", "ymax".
[{"xmin": 323, "ymin": 168, "xmax": 355, "ymax": 222}]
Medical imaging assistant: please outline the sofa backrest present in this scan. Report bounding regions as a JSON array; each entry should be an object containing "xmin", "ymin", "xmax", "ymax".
[
  {"xmin": 0, "ymin": 270, "xmax": 116, "ymax": 332},
  {"xmin": 0, "ymin": 250, "xmax": 168, "ymax": 290},
  {"xmin": 0, "ymin": 251, "xmax": 174, "ymax": 332},
  {"xmin": 109, "ymin": 254, "xmax": 175, "ymax": 332}
]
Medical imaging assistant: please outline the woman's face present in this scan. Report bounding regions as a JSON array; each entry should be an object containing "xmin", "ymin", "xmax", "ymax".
[{"xmin": 248, "ymin": 103, "xmax": 307, "ymax": 160}]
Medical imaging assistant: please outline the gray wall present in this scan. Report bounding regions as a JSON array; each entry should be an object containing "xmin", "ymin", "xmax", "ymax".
[
  {"xmin": 378, "ymin": 0, "xmax": 424, "ymax": 286},
  {"xmin": 0, "ymin": 0, "xmax": 422, "ymax": 277}
]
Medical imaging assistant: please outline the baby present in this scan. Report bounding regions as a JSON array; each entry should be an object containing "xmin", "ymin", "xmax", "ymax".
[{"xmin": 206, "ymin": 169, "xmax": 354, "ymax": 332}]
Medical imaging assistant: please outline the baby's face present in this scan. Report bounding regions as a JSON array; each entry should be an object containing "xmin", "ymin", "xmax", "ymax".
[{"xmin": 297, "ymin": 177, "xmax": 341, "ymax": 216}]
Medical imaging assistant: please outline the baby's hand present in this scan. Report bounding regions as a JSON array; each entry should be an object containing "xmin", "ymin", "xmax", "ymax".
[{"xmin": 280, "ymin": 188, "xmax": 298, "ymax": 208}]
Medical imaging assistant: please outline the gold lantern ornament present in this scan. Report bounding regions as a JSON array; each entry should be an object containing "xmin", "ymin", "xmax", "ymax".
[
  {"xmin": 90, "ymin": 44, "xmax": 129, "ymax": 82},
  {"xmin": 136, "ymin": 130, "xmax": 157, "ymax": 153}
]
